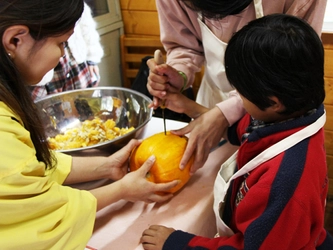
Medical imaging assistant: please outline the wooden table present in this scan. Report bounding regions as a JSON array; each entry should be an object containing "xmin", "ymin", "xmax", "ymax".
[{"xmin": 84, "ymin": 117, "xmax": 237, "ymax": 250}]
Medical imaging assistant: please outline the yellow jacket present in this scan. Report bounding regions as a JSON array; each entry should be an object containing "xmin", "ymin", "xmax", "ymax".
[{"xmin": 0, "ymin": 102, "xmax": 96, "ymax": 249}]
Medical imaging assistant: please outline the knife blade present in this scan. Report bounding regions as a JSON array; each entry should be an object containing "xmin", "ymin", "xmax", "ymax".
[{"xmin": 154, "ymin": 49, "xmax": 167, "ymax": 135}]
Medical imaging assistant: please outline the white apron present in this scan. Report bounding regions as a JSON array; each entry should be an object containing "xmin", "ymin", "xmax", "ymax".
[
  {"xmin": 196, "ymin": 0, "xmax": 264, "ymax": 108},
  {"xmin": 213, "ymin": 111, "xmax": 326, "ymax": 237}
]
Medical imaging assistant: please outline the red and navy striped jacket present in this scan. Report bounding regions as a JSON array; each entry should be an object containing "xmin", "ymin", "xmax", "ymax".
[{"xmin": 163, "ymin": 104, "xmax": 333, "ymax": 249}]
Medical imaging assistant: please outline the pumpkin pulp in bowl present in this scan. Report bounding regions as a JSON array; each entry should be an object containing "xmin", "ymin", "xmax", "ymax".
[{"xmin": 129, "ymin": 131, "xmax": 194, "ymax": 193}]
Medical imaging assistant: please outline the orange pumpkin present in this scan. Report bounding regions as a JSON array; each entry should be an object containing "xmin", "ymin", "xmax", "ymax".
[{"xmin": 129, "ymin": 131, "xmax": 194, "ymax": 193}]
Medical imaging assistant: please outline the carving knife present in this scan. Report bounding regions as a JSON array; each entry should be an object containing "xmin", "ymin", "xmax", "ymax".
[{"xmin": 154, "ymin": 49, "xmax": 167, "ymax": 135}]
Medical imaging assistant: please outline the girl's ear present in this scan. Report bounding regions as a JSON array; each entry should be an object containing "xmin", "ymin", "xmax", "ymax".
[
  {"xmin": 269, "ymin": 96, "xmax": 285, "ymax": 113},
  {"xmin": 2, "ymin": 25, "xmax": 30, "ymax": 59}
]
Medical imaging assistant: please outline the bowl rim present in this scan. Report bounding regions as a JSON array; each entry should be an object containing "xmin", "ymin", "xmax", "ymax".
[
  {"xmin": 34, "ymin": 86, "xmax": 153, "ymax": 153},
  {"xmin": 34, "ymin": 86, "xmax": 153, "ymax": 103}
]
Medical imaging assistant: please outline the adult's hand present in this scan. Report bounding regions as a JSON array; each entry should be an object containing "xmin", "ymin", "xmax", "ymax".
[
  {"xmin": 172, "ymin": 106, "xmax": 229, "ymax": 174},
  {"xmin": 103, "ymin": 139, "xmax": 141, "ymax": 180},
  {"xmin": 119, "ymin": 155, "xmax": 179, "ymax": 203},
  {"xmin": 146, "ymin": 58, "xmax": 184, "ymax": 109},
  {"xmin": 65, "ymin": 139, "xmax": 141, "ymax": 185},
  {"xmin": 90, "ymin": 155, "xmax": 179, "ymax": 211}
]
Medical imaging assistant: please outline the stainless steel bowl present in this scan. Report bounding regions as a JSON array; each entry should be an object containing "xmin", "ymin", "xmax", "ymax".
[{"xmin": 35, "ymin": 87, "xmax": 153, "ymax": 153}]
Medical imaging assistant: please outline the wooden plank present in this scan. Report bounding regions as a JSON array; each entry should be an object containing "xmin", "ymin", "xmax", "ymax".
[
  {"xmin": 322, "ymin": 34, "xmax": 333, "ymax": 196},
  {"xmin": 325, "ymin": 77, "xmax": 333, "ymax": 105},
  {"xmin": 120, "ymin": 34, "xmax": 131, "ymax": 88},
  {"xmin": 120, "ymin": 34, "xmax": 165, "ymax": 88},
  {"xmin": 125, "ymin": 53, "xmax": 151, "ymax": 63},
  {"xmin": 328, "ymin": 184, "xmax": 333, "ymax": 201},
  {"xmin": 324, "ymin": 48, "xmax": 333, "ymax": 78},
  {"xmin": 120, "ymin": 0, "xmax": 157, "ymax": 11},
  {"xmin": 322, "ymin": 33, "xmax": 333, "ymax": 48},
  {"xmin": 125, "ymin": 69, "xmax": 139, "ymax": 78},
  {"xmin": 324, "ymin": 105, "xmax": 333, "ymax": 131},
  {"xmin": 325, "ymin": 130, "xmax": 333, "ymax": 155},
  {"xmin": 123, "ymin": 36, "xmax": 162, "ymax": 47},
  {"xmin": 121, "ymin": 11, "xmax": 160, "ymax": 36},
  {"xmin": 325, "ymin": 190, "xmax": 333, "ymax": 235},
  {"xmin": 327, "ymin": 155, "xmax": 333, "ymax": 179},
  {"xmin": 124, "ymin": 34, "xmax": 160, "ymax": 38},
  {"xmin": 325, "ymin": 104, "xmax": 333, "ymax": 129}
]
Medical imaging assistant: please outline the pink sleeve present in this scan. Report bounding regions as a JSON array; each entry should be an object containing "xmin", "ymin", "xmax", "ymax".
[
  {"xmin": 156, "ymin": 0, "xmax": 204, "ymax": 88},
  {"xmin": 283, "ymin": 0, "xmax": 327, "ymax": 36},
  {"xmin": 216, "ymin": 91, "xmax": 246, "ymax": 126}
]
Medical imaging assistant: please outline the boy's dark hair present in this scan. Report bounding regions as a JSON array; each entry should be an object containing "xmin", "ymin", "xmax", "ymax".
[
  {"xmin": 225, "ymin": 14, "xmax": 325, "ymax": 115},
  {"xmin": 181, "ymin": 0, "xmax": 253, "ymax": 19}
]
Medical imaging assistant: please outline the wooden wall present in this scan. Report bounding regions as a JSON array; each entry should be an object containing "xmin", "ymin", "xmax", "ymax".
[
  {"xmin": 119, "ymin": 0, "xmax": 164, "ymax": 88},
  {"xmin": 120, "ymin": 0, "xmax": 160, "ymax": 37},
  {"xmin": 322, "ymin": 33, "xmax": 333, "ymax": 235}
]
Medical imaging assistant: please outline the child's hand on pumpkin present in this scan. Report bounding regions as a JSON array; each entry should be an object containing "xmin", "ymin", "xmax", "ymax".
[
  {"xmin": 120, "ymin": 155, "xmax": 179, "ymax": 203},
  {"xmin": 141, "ymin": 225, "xmax": 175, "ymax": 250}
]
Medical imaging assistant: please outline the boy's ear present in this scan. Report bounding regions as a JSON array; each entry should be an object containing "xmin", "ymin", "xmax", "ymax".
[
  {"xmin": 2, "ymin": 25, "xmax": 30, "ymax": 59},
  {"xmin": 269, "ymin": 96, "xmax": 285, "ymax": 112}
]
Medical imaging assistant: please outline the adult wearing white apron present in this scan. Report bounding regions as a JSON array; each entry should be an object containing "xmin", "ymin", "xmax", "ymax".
[
  {"xmin": 196, "ymin": 0, "xmax": 264, "ymax": 108},
  {"xmin": 213, "ymin": 112, "xmax": 326, "ymax": 237}
]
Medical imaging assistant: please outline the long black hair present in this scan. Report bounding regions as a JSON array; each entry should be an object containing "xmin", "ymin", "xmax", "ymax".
[
  {"xmin": 225, "ymin": 14, "xmax": 325, "ymax": 115},
  {"xmin": 181, "ymin": 0, "xmax": 253, "ymax": 19},
  {"xmin": 0, "ymin": 0, "xmax": 84, "ymax": 169}
]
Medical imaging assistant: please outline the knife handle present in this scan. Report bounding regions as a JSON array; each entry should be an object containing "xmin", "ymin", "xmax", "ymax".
[
  {"xmin": 154, "ymin": 49, "xmax": 164, "ymax": 65},
  {"xmin": 154, "ymin": 50, "xmax": 166, "ymax": 108}
]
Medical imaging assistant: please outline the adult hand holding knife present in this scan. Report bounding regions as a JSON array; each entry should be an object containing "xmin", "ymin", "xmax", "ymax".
[{"xmin": 153, "ymin": 49, "xmax": 167, "ymax": 135}]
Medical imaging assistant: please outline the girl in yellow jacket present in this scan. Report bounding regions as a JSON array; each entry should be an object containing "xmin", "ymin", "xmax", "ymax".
[{"xmin": 0, "ymin": 1, "xmax": 178, "ymax": 249}]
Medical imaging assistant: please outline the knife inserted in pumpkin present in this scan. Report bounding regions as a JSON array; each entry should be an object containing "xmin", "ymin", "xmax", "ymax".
[{"xmin": 154, "ymin": 49, "xmax": 167, "ymax": 135}]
